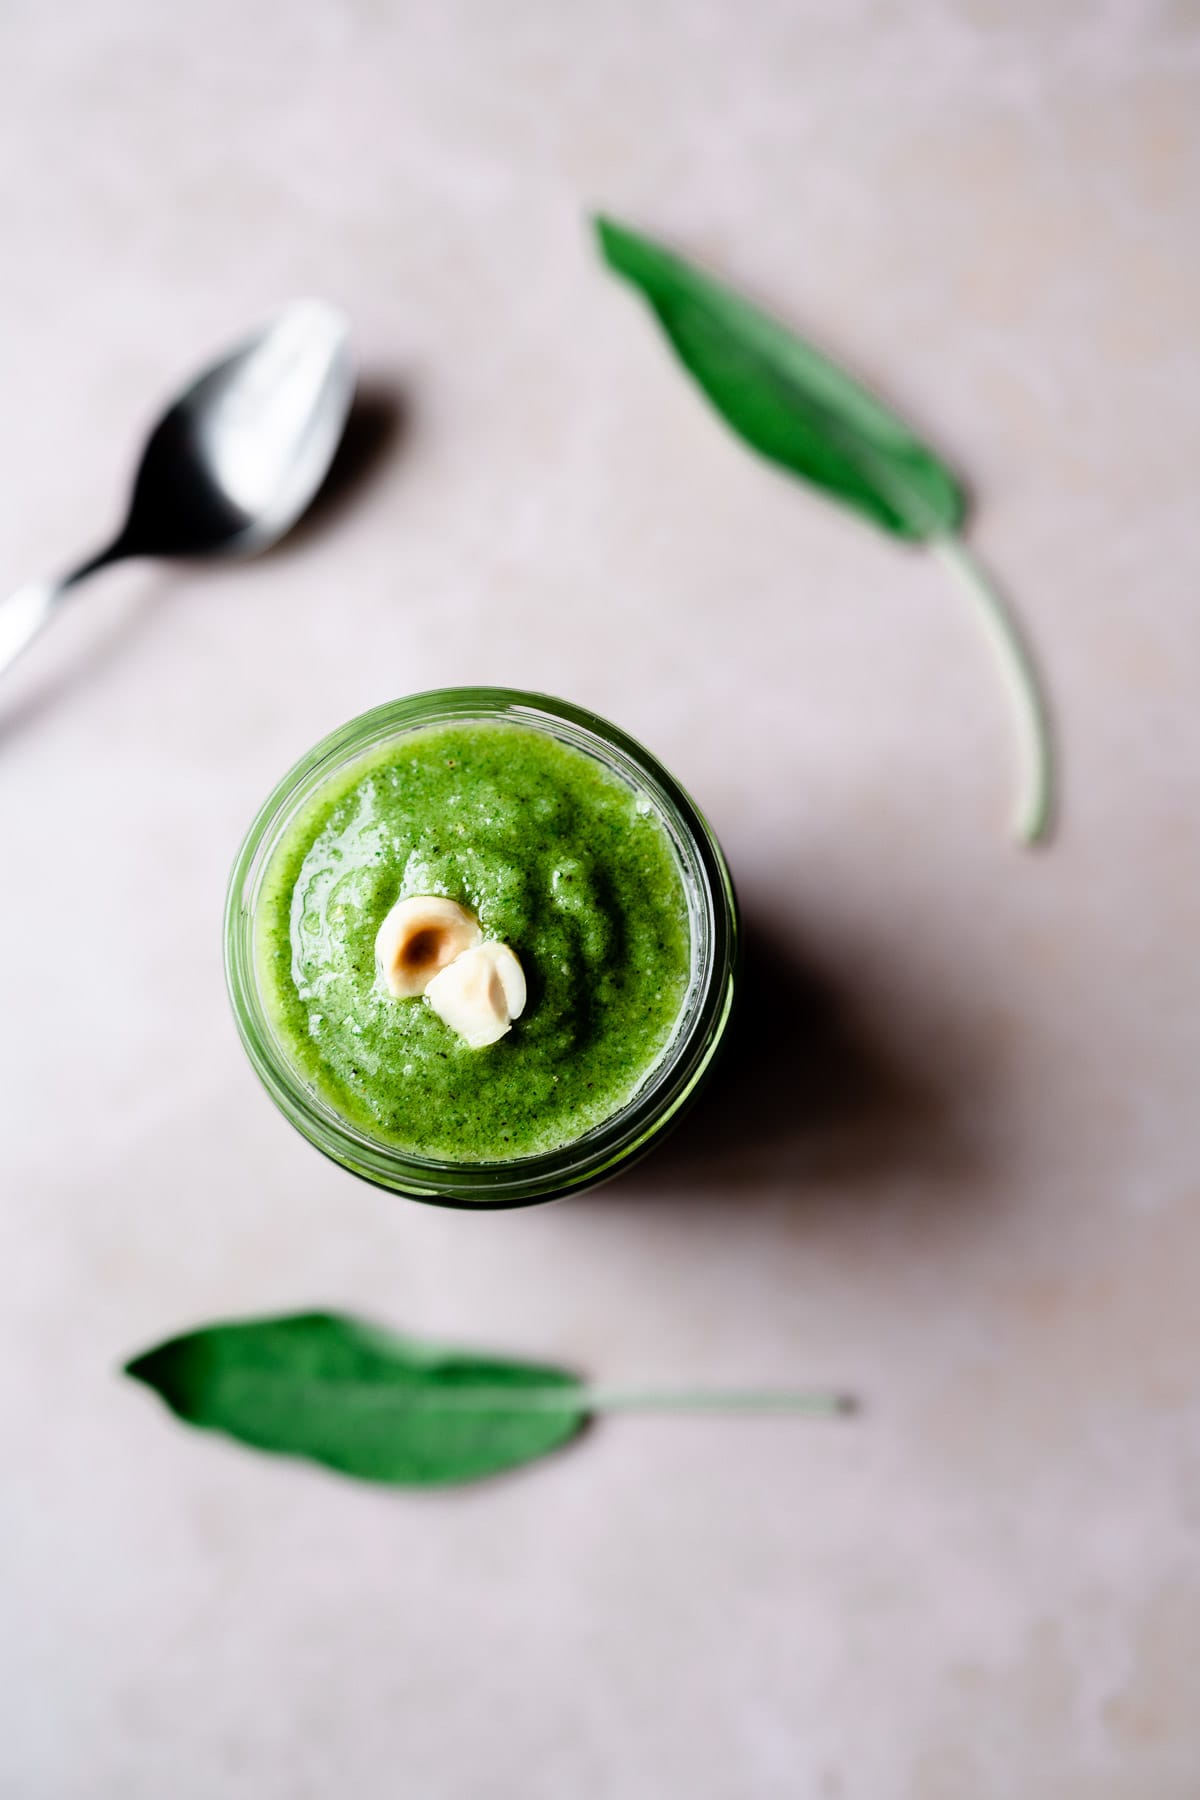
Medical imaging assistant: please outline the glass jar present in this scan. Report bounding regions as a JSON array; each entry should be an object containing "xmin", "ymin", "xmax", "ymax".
[{"xmin": 225, "ymin": 688, "xmax": 738, "ymax": 1206}]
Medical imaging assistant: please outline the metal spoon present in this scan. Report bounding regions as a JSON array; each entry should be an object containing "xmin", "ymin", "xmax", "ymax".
[{"xmin": 0, "ymin": 299, "xmax": 354, "ymax": 678}]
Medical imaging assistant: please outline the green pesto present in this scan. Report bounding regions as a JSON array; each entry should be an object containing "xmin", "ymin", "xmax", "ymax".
[{"xmin": 256, "ymin": 720, "xmax": 693, "ymax": 1161}]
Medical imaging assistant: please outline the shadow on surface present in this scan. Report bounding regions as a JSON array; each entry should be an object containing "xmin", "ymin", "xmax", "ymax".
[
  {"xmin": 0, "ymin": 580, "xmax": 162, "ymax": 749},
  {"xmin": 280, "ymin": 378, "xmax": 408, "ymax": 550},
  {"xmin": 618, "ymin": 907, "xmax": 988, "ymax": 1207}
]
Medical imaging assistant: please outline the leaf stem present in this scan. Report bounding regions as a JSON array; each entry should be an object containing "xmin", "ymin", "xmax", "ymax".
[
  {"xmin": 400, "ymin": 1387, "xmax": 856, "ymax": 1416},
  {"xmin": 579, "ymin": 1386, "xmax": 856, "ymax": 1416},
  {"xmin": 931, "ymin": 536, "xmax": 1054, "ymax": 845}
]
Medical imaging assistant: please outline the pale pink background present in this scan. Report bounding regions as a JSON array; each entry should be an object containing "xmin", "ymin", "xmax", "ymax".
[{"xmin": 2, "ymin": 2, "xmax": 1198, "ymax": 1796}]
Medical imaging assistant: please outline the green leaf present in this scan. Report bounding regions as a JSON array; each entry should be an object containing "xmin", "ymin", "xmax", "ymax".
[
  {"xmin": 594, "ymin": 213, "xmax": 966, "ymax": 542},
  {"xmin": 595, "ymin": 214, "xmax": 1055, "ymax": 845},
  {"xmin": 125, "ymin": 1312, "xmax": 586, "ymax": 1487},
  {"xmin": 126, "ymin": 1313, "xmax": 856, "ymax": 1488}
]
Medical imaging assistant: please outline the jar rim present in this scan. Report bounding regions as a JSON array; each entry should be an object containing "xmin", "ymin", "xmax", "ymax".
[{"xmin": 224, "ymin": 688, "xmax": 737, "ymax": 1206}]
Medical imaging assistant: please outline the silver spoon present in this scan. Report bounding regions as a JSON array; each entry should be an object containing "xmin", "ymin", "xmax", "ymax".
[{"xmin": 0, "ymin": 299, "xmax": 354, "ymax": 679}]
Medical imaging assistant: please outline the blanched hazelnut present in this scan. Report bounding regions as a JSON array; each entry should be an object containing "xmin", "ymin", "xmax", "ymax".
[{"xmin": 425, "ymin": 942, "xmax": 527, "ymax": 1049}]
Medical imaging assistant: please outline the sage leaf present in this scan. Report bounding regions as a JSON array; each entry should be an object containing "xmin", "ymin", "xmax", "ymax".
[
  {"xmin": 595, "ymin": 213, "xmax": 1053, "ymax": 844},
  {"xmin": 125, "ymin": 1312, "xmax": 854, "ymax": 1488},
  {"xmin": 125, "ymin": 1312, "xmax": 587, "ymax": 1486},
  {"xmin": 595, "ymin": 213, "xmax": 965, "ymax": 541}
]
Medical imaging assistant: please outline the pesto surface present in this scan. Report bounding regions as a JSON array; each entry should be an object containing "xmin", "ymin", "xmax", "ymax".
[{"xmin": 257, "ymin": 720, "xmax": 692, "ymax": 1161}]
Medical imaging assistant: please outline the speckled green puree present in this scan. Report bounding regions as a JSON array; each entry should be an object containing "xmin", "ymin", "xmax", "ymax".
[{"xmin": 258, "ymin": 720, "xmax": 693, "ymax": 1160}]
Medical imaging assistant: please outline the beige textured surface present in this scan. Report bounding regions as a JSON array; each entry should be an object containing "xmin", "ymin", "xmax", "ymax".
[{"xmin": 2, "ymin": 3, "xmax": 1199, "ymax": 1796}]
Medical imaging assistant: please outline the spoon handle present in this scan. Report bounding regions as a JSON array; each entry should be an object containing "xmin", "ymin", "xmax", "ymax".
[
  {"xmin": 0, "ymin": 581, "xmax": 60, "ymax": 678},
  {"xmin": 0, "ymin": 544, "xmax": 124, "ymax": 679}
]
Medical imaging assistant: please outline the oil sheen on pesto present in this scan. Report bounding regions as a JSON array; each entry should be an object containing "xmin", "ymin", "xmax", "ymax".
[{"xmin": 257, "ymin": 720, "xmax": 693, "ymax": 1161}]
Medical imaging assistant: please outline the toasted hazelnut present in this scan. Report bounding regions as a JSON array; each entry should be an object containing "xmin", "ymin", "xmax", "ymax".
[{"xmin": 374, "ymin": 895, "xmax": 482, "ymax": 998}]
